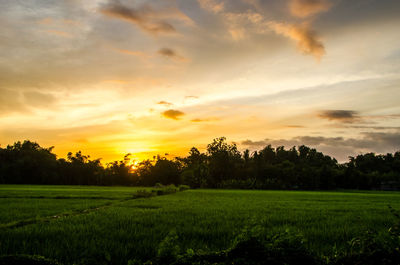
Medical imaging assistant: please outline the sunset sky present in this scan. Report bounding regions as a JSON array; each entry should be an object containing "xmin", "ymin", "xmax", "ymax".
[{"xmin": 1, "ymin": 0, "xmax": 400, "ymax": 163}]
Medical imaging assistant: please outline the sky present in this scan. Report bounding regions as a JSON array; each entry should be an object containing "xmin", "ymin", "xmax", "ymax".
[{"xmin": 0, "ymin": 0, "xmax": 400, "ymax": 163}]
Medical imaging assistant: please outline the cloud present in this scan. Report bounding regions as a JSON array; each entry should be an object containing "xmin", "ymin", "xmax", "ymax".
[
  {"xmin": 0, "ymin": 88, "xmax": 26, "ymax": 115},
  {"xmin": 241, "ymin": 0, "xmax": 262, "ymax": 10},
  {"xmin": 158, "ymin": 48, "xmax": 187, "ymax": 62},
  {"xmin": 162, "ymin": 109, "xmax": 185, "ymax": 120},
  {"xmin": 346, "ymin": 125, "xmax": 400, "ymax": 130},
  {"xmin": 198, "ymin": 0, "xmax": 225, "ymax": 14},
  {"xmin": 267, "ymin": 21, "xmax": 325, "ymax": 60},
  {"xmin": 157, "ymin": 101, "xmax": 173, "ymax": 106},
  {"xmin": 289, "ymin": 0, "xmax": 333, "ymax": 18},
  {"xmin": 115, "ymin": 49, "xmax": 148, "ymax": 57},
  {"xmin": 158, "ymin": 48, "xmax": 176, "ymax": 57},
  {"xmin": 100, "ymin": 1, "xmax": 176, "ymax": 34},
  {"xmin": 241, "ymin": 139, "xmax": 270, "ymax": 147},
  {"xmin": 197, "ymin": 0, "xmax": 327, "ymax": 59},
  {"xmin": 318, "ymin": 110, "xmax": 359, "ymax": 122},
  {"xmin": 191, "ymin": 117, "xmax": 219, "ymax": 122},
  {"xmin": 185, "ymin": 96, "xmax": 199, "ymax": 100},
  {"xmin": 285, "ymin": 125, "xmax": 305, "ymax": 128},
  {"xmin": 37, "ymin": 18, "xmax": 53, "ymax": 25},
  {"xmin": 44, "ymin": 29, "xmax": 72, "ymax": 38},
  {"xmin": 241, "ymin": 131, "xmax": 400, "ymax": 162},
  {"xmin": 23, "ymin": 91, "xmax": 56, "ymax": 108},
  {"xmin": 0, "ymin": 88, "xmax": 57, "ymax": 116}
]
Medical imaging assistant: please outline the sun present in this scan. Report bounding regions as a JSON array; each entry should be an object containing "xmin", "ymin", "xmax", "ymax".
[{"xmin": 129, "ymin": 160, "xmax": 140, "ymax": 171}]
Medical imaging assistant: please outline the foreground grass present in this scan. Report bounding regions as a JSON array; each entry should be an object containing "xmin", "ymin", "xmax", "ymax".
[
  {"xmin": 0, "ymin": 185, "xmax": 150, "ymax": 229},
  {"xmin": 0, "ymin": 185, "xmax": 399, "ymax": 264}
]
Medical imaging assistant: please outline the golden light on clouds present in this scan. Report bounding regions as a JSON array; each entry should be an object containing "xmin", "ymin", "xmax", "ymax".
[
  {"xmin": 268, "ymin": 21, "xmax": 325, "ymax": 60},
  {"xmin": 162, "ymin": 109, "xmax": 185, "ymax": 120},
  {"xmin": 0, "ymin": 0, "xmax": 399, "ymax": 163},
  {"xmin": 289, "ymin": 0, "xmax": 333, "ymax": 18},
  {"xmin": 100, "ymin": 1, "xmax": 176, "ymax": 34},
  {"xmin": 198, "ymin": 0, "xmax": 225, "ymax": 14}
]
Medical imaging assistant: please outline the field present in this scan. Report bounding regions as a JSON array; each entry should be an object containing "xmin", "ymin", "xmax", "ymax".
[{"xmin": 0, "ymin": 185, "xmax": 400, "ymax": 264}]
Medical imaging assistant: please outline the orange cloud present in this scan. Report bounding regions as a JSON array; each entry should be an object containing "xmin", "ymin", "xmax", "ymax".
[
  {"xmin": 37, "ymin": 18, "xmax": 53, "ymax": 25},
  {"xmin": 268, "ymin": 21, "xmax": 325, "ymax": 60},
  {"xmin": 157, "ymin": 101, "xmax": 173, "ymax": 106},
  {"xmin": 44, "ymin": 29, "xmax": 72, "ymax": 38},
  {"xmin": 162, "ymin": 109, "xmax": 185, "ymax": 120},
  {"xmin": 102, "ymin": 79, "xmax": 130, "ymax": 85},
  {"xmin": 115, "ymin": 49, "xmax": 150, "ymax": 59},
  {"xmin": 289, "ymin": 0, "xmax": 333, "ymax": 18},
  {"xmin": 198, "ymin": 0, "xmax": 225, "ymax": 14},
  {"xmin": 191, "ymin": 117, "xmax": 219, "ymax": 122}
]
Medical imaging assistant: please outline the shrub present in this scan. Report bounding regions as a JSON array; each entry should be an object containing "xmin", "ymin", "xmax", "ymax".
[
  {"xmin": 154, "ymin": 183, "xmax": 164, "ymax": 188},
  {"xmin": 157, "ymin": 230, "xmax": 181, "ymax": 263},
  {"xmin": 178, "ymin": 185, "xmax": 190, "ymax": 191}
]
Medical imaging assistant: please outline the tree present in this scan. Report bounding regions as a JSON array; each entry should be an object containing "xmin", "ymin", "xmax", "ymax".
[
  {"xmin": 207, "ymin": 137, "xmax": 241, "ymax": 187},
  {"xmin": 180, "ymin": 147, "xmax": 209, "ymax": 188}
]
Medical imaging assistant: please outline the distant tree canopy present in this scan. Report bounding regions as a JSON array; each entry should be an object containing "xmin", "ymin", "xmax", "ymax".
[{"xmin": 1, "ymin": 138, "xmax": 400, "ymax": 190}]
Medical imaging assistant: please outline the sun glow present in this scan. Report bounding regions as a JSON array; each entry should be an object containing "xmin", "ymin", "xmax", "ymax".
[{"xmin": 129, "ymin": 161, "xmax": 139, "ymax": 171}]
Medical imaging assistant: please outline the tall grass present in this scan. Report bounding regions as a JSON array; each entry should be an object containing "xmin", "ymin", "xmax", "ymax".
[{"xmin": 0, "ymin": 186, "xmax": 399, "ymax": 264}]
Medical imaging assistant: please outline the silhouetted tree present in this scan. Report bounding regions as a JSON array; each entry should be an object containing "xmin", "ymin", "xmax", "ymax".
[{"xmin": 1, "ymin": 138, "xmax": 399, "ymax": 190}]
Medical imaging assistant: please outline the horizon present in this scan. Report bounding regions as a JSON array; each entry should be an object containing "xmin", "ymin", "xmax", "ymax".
[
  {"xmin": 2, "ymin": 137, "xmax": 399, "ymax": 165},
  {"xmin": 1, "ymin": 0, "xmax": 400, "ymax": 163}
]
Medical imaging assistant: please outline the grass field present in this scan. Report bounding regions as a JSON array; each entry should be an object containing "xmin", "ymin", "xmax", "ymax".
[{"xmin": 0, "ymin": 185, "xmax": 399, "ymax": 264}]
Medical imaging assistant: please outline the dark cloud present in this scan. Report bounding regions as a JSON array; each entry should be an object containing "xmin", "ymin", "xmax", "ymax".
[
  {"xmin": 241, "ymin": 131, "xmax": 400, "ymax": 162},
  {"xmin": 157, "ymin": 101, "xmax": 173, "ymax": 106},
  {"xmin": 241, "ymin": 139, "xmax": 270, "ymax": 146},
  {"xmin": 162, "ymin": 109, "xmax": 185, "ymax": 120},
  {"xmin": 345, "ymin": 125, "xmax": 400, "ymax": 130},
  {"xmin": 318, "ymin": 110, "xmax": 359, "ymax": 122},
  {"xmin": 100, "ymin": 1, "xmax": 175, "ymax": 34},
  {"xmin": 158, "ymin": 48, "xmax": 176, "ymax": 57},
  {"xmin": 158, "ymin": 48, "xmax": 187, "ymax": 61}
]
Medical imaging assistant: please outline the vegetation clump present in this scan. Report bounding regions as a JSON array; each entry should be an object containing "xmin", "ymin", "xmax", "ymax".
[
  {"xmin": 133, "ymin": 184, "xmax": 189, "ymax": 198},
  {"xmin": 330, "ymin": 206, "xmax": 400, "ymax": 265},
  {"xmin": 132, "ymin": 227, "xmax": 318, "ymax": 265}
]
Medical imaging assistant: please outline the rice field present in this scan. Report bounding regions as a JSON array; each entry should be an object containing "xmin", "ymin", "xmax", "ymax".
[{"xmin": 0, "ymin": 185, "xmax": 399, "ymax": 264}]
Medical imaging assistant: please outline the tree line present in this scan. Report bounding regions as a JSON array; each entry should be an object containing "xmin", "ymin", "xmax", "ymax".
[{"xmin": 0, "ymin": 138, "xmax": 399, "ymax": 190}]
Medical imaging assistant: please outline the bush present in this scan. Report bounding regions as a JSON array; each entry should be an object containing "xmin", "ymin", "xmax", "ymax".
[
  {"xmin": 178, "ymin": 185, "xmax": 190, "ymax": 191},
  {"xmin": 157, "ymin": 230, "xmax": 181, "ymax": 263},
  {"xmin": 152, "ymin": 184, "xmax": 179, "ymax": 196},
  {"xmin": 154, "ymin": 183, "xmax": 164, "ymax": 188}
]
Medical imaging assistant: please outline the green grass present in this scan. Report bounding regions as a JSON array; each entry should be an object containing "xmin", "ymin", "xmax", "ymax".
[
  {"xmin": 0, "ymin": 185, "xmax": 150, "ymax": 229},
  {"xmin": 0, "ymin": 185, "xmax": 399, "ymax": 264},
  {"xmin": 0, "ymin": 184, "xmax": 147, "ymax": 199}
]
